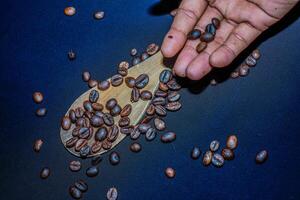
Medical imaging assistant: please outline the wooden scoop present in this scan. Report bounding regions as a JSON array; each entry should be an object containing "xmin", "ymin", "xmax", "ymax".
[{"xmin": 60, "ymin": 51, "xmax": 169, "ymax": 157}]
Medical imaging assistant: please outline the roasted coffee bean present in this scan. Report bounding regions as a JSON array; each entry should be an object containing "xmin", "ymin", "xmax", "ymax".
[
  {"xmin": 125, "ymin": 77, "xmax": 136, "ymax": 88},
  {"xmin": 40, "ymin": 167, "xmax": 50, "ymax": 179},
  {"xmin": 167, "ymin": 79, "xmax": 181, "ymax": 90},
  {"xmin": 74, "ymin": 180, "xmax": 88, "ymax": 193},
  {"xmin": 91, "ymin": 141, "xmax": 102, "ymax": 153},
  {"xmin": 159, "ymin": 82, "xmax": 169, "ymax": 91},
  {"xmin": 138, "ymin": 123, "xmax": 151, "ymax": 133},
  {"xmin": 72, "ymin": 127, "xmax": 81, "ymax": 137},
  {"xmin": 131, "ymin": 87, "xmax": 140, "ymax": 103},
  {"xmin": 209, "ymin": 140, "xmax": 220, "ymax": 152},
  {"xmin": 252, "ymin": 49, "xmax": 261, "ymax": 60},
  {"xmin": 32, "ymin": 92, "xmax": 43, "ymax": 104},
  {"xmin": 140, "ymin": 115, "xmax": 154, "ymax": 124},
  {"xmin": 146, "ymin": 104, "xmax": 155, "ymax": 115},
  {"xmin": 140, "ymin": 90, "xmax": 152, "ymax": 100},
  {"xmin": 95, "ymin": 127, "xmax": 108, "ymax": 141},
  {"xmin": 91, "ymin": 156, "xmax": 103, "ymax": 166},
  {"xmin": 239, "ymin": 64, "xmax": 250, "ymax": 77},
  {"xmin": 155, "ymin": 105, "xmax": 167, "ymax": 116},
  {"xmin": 33, "ymin": 139, "xmax": 43, "ymax": 152},
  {"xmin": 205, "ymin": 23, "xmax": 216, "ymax": 36},
  {"xmin": 154, "ymin": 118, "xmax": 166, "ymax": 131},
  {"xmin": 212, "ymin": 17, "xmax": 220, "ymax": 29},
  {"xmin": 141, "ymin": 52, "xmax": 150, "ymax": 61},
  {"xmin": 196, "ymin": 42, "xmax": 207, "ymax": 53},
  {"xmin": 155, "ymin": 90, "xmax": 168, "ymax": 98},
  {"xmin": 212, "ymin": 153, "xmax": 224, "ymax": 167},
  {"xmin": 98, "ymin": 80, "xmax": 110, "ymax": 91},
  {"xmin": 130, "ymin": 127, "xmax": 141, "ymax": 140},
  {"xmin": 109, "ymin": 152, "xmax": 120, "ymax": 165},
  {"xmin": 191, "ymin": 147, "xmax": 201, "ymax": 160},
  {"xmin": 245, "ymin": 55, "xmax": 257, "ymax": 66},
  {"xmin": 69, "ymin": 186, "xmax": 82, "ymax": 199},
  {"xmin": 107, "ymin": 125, "xmax": 119, "ymax": 142},
  {"xmin": 82, "ymin": 71, "xmax": 91, "ymax": 82},
  {"xmin": 64, "ymin": 6, "xmax": 76, "ymax": 16},
  {"xmin": 61, "ymin": 116, "xmax": 72, "ymax": 130},
  {"xmin": 110, "ymin": 104, "xmax": 121, "ymax": 116},
  {"xmin": 68, "ymin": 50, "xmax": 76, "ymax": 61},
  {"xmin": 221, "ymin": 148, "xmax": 234, "ymax": 160},
  {"xmin": 132, "ymin": 56, "xmax": 141, "ymax": 65},
  {"xmin": 75, "ymin": 107, "xmax": 84, "ymax": 118},
  {"xmin": 146, "ymin": 43, "xmax": 160, "ymax": 55},
  {"xmin": 118, "ymin": 117, "xmax": 130, "ymax": 127},
  {"xmin": 69, "ymin": 160, "xmax": 81, "ymax": 172},
  {"xmin": 80, "ymin": 145, "xmax": 91, "ymax": 158},
  {"xmin": 107, "ymin": 187, "xmax": 118, "ymax": 200},
  {"xmin": 78, "ymin": 127, "xmax": 91, "ymax": 139},
  {"xmin": 159, "ymin": 70, "xmax": 172, "ymax": 83},
  {"xmin": 66, "ymin": 137, "xmax": 78, "ymax": 148},
  {"xmin": 230, "ymin": 71, "xmax": 239, "ymax": 79},
  {"xmin": 202, "ymin": 151, "xmax": 213, "ymax": 166},
  {"xmin": 94, "ymin": 11, "xmax": 104, "ymax": 20},
  {"xmin": 167, "ymin": 91, "xmax": 180, "ymax": 102},
  {"xmin": 69, "ymin": 109, "xmax": 76, "ymax": 123},
  {"xmin": 135, "ymin": 74, "xmax": 149, "ymax": 89},
  {"xmin": 119, "ymin": 61, "xmax": 129, "ymax": 70},
  {"xmin": 145, "ymin": 128, "xmax": 156, "ymax": 141},
  {"xmin": 95, "ymin": 111, "xmax": 105, "ymax": 117},
  {"xmin": 92, "ymin": 103, "xmax": 103, "ymax": 111},
  {"xmin": 130, "ymin": 48, "xmax": 137, "ymax": 56},
  {"xmin": 152, "ymin": 97, "xmax": 166, "ymax": 106},
  {"xmin": 161, "ymin": 132, "xmax": 176, "ymax": 143},
  {"xmin": 89, "ymin": 90, "xmax": 99, "ymax": 103},
  {"xmin": 103, "ymin": 113, "xmax": 114, "ymax": 126},
  {"xmin": 130, "ymin": 142, "xmax": 142, "ymax": 153},
  {"xmin": 102, "ymin": 140, "xmax": 112, "ymax": 150},
  {"xmin": 83, "ymin": 100, "xmax": 93, "ymax": 112},
  {"xmin": 86, "ymin": 166, "xmax": 99, "ymax": 177},
  {"xmin": 200, "ymin": 32, "xmax": 214, "ymax": 43},
  {"xmin": 88, "ymin": 79, "xmax": 98, "ymax": 88},
  {"xmin": 106, "ymin": 98, "xmax": 117, "ymax": 110},
  {"xmin": 120, "ymin": 126, "xmax": 134, "ymax": 135},
  {"xmin": 36, "ymin": 108, "xmax": 47, "ymax": 117},
  {"xmin": 111, "ymin": 74, "xmax": 123, "ymax": 86},
  {"xmin": 165, "ymin": 167, "xmax": 175, "ymax": 178},
  {"xmin": 118, "ymin": 66, "xmax": 128, "ymax": 77},
  {"xmin": 84, "ymin": 111, "xmax": 93, "ymax": 119},
  {"xmin": 76, "ymin": 117, "xmax": 85, "ymax": 127},
  {"xmin": 75, "ymin": 139, "xmax": 88, "ymax": 152},
  {"xmin": 165, "ymin": 102, "xmax": 182, "ymax": 111},
  {"xmin": 120, "ymin": 104, "xmax": 132, "ymax": 117},
  {"xmin": 187, "ymin": 29, "xmax": 201, "ymax": 40},
  {"xmin": 226, "ymin": 135, "xmax": 238, "ymax": 149},
  {"xmin": 255, "ymin": 150, "xmax": 268, "ymax": 164}
]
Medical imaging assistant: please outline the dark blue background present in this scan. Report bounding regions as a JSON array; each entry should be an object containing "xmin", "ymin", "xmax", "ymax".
[{"xmin": 0, "ymin": 0, "xmax": 299, "ymax": 199}]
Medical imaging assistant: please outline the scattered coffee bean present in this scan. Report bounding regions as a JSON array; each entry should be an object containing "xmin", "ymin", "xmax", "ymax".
[
  {"xmin": 212, "ymin": 153, "xmax": 224, "ymax": 167},
  {"xmin": 91, "ymin": 141, "xmax": 102, "ymax": 154},
  {"xmin": 83, "ymin": 100, "xmax": 93, "ymax": 112},
  {"xmin": 102, "ymin": 140, "xmax": 112, "ymax": 150},
  {"xmin": 69, "ymin": 186, "xmax": 82, "ymax": 199},
  {"xmin": 130, "ymin": 127, "xmax": 141, "ymax": 140},
  {"xmin": 212, "ymin": 18, "xmax": 221, "ymax": 29},
  {"xmin": 130, "ymin": 142, "xmax": 141, "ymax": 153},
  {"xmin": 95, "ymin": 127, "xmax": 108, "ymax": 141},
  {"xmin": 145, "ymin": 128, "xmax": 156, "ymax": 141},
  {"xmin": 98, "ymin": 80, "xmax": 110, "ymax": 91},
  {"xmin": 80, "ymin": 145, "xmax": 91, "ymax": 158},
  {"xmin": 88, "ymin": 79, "xmax": 98, "ymax": 88},
  {"xmin": 140, "ymin": 115, "xmax": 153, "ymax": 124},
  {"xmin": 226, "ymin": 135, "xmax": 238, "ymax": 150},
  {"xmin": 140, "ymin": 90, "xmax": 152, "ymax": 101},
  {"xmin": 196, "ymin": 42, "xmax": 207, "ymax": 53},
  {"xmin": 107, "ymin": 125, "xmax": 119, "ymax": 142},
  {"xmin": 36, "ymin": 108, "xmax": 47, "ymax": 117},
  {"xmin": 119, "ymin": 61, "xmax": 129, "ymax": 70},
  {"xmin": 82, "ymin": 71, "xmax": 91, "ymax": 82},
  {"xmin": 203, "ymin": 151, "xmax": 213, "ymax": 166},
  {"xmin": 221, "ymin": 148, "xmax": 234, "ymax": 160},
  {"xmin": 78, "ymin": 127, "xmax": 92, "ymax": 139},
  {"xmin": 252, "ymin": 49, "xmax": 261, "ymax": 60},
  {"xmin": 74, "ymin": 180, "xmax": 88, "ymax": 193},
  {"xmin": 165, "ymin": 167, "xmax": 175, "ymax": 178},
  {"xmin": 86, "ymin": 166, "xmax": 99, "ymax": 177},
  {"xmin": 120, "ymin": 104, "xmax": 132, "ymax": 117},
  {"xmin": 245, "ymin": 55, "xmax": 257, "ymax": 66},
  {"xmin": 154, "ymin": 118, "xmax": 166, "ymax": 131},
  {"xmin": 166, "ymin": 102, "xmax": 182, "ymax": 111},
  {"xmin": 107, "ymin": 187, "xmax": 118, "ymax": 200},
  {"xmin": 135, "ymin": 74, "xmax": 149, "ymax": 89},
  {"xmin": 155, "ymin": 90, "xmax": 168, "ymax": 98},
  {"xmin": 109, "ymin": 152, "xmax": 120, "ymax": 165},
  {"xmin": 161, "ymin": 132, "xmax": 176, "ymax": 143},
  {"xmin": 68, "ymin": 50, "xmax": 76, "ymax": 61},
  {"xmin": 91, "ymin": 103, "xmax": 103, "ymax": 111},
  {"xmin": 94, "ymin": 11, "xmax": 104, "ymax": 20},
  {"xmin": 64, "ymin": 6, "xmax": 76, "ymax": 16},
  {"xmin": 69, "ymin": 109, "xmax": 76, "ymax": 123},
  {"xmin": 159, "ymin": 82, "xmax": 169, "ymax": 91},
  {"xmin": 132, "ymin": 56, "xmax": 141, "ymax": 65},
  {"xmin": 239, "ymin": 64, "xmax": 250, "ymax": 77},
  {"xmin": 205, "ymin": 23, "xmax": 216, "ymax": 36},
  {"xmin": 118, "ymin": 66, "xmax": 128, "ymax": 76},
  {"xmin": 146, "ymin": 43, "xmax": 159, "ymax": 55},
  {"xmin": 118, "ymin": 117, "xmax": 130, "ymax": 127},
  {"xmin": 191, "ymin": 147, "xmax": 201, "ymax": 160},
  {"xmin": 200, "ymin": 32, "xmax": 214, "ymax": 43},
  {"xmin": 40, "ymin": 167, "xmax": 50, "ymax": 179},
  {"xmin": 155, "ymin": 105, "xmax": 167, "ymax": 116},
  {"xmin": 255, "ymin": 150, "xmax": 268, "ymax": 164},
  {"xmin": 209, "ymin": 140, "xmax": 220, "ymax": 152},
  {"xmin": 69, "ymin": 160, "xmax": 81, "ymax": 172},
  {"xmin": 106, "ymin": 98, "xmax": 117, "ymax": 110},
  {"xmin": 91, "ymin": 156, "xmax": 103, "ymax": 166},
  {"xmin": 130, "ymin": 48, "xmax": 137, "ymax": 56},
  {"xmin": 66, "ymin": 137, "xmax": 78, "ymax": 148},
  {"xmin": 125, "ymin": 77, "xmax": 136, "ymax": 88},
  {"xmin": 110, "ymin": 104, "xmax": 121, "ymax": 116},
  {"xmin": 120, "ymin": 126, "xmax": 134, "ymax": 135},
  {"xmin": 33, "ymin": 139, "xmax": 43, "ymax": 152},
  {"xmin": 167, "ymin": 79, "xmax": 181, "ymax": 90},
  {"xmin": 230, "ymin": 71, "xmax": 239, "ymax": 79},
  {"xmin": 89, "ymin": 90, "xmax": 99, "ymax": 103},
  {"xmin": 146, "ymin": 104, "xmax": 155, "ymax": 116},
  {"xmin": 61, "ymin": 116, "xmax": 72, "ymax": 130},
  {"xmin": 32, "ymin": 92, "xmax": 43, "ymax": 104},
  {"xmin": 75, "ymin": 139, "xmax": 88, "ymax": 151},
  {"xmin": 167, "ymin": 91, "xmax": 180, "ymax": 102},
  {"xmin": 159, "ymin": 70, "xmax": 172, "ymax": 83},
  {"xmin": 131, "ymin": 87, "xmax": 140, "ymax": 103},
  {"xmin": 187, "ymin": 29, "xmax": 201, "ymax": 40},
  {"xmin": 111, "ymin": 74, "xmax": 123, "ymax": 87},
  {"xmin": 152, "ymin": 97, "xmax": 166, "ymax": 106}
]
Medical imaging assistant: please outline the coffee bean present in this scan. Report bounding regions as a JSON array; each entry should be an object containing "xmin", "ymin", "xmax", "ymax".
[
  {"xmin": 230, "ymin": 71, "xmax": 239, "ymax": 79},
  {"xmin": 102, "ymin": 140, "xmax": 112, "ymax": 150},
  {"xmin": 69, "ymin": 186, "xmax": 82, "ymax": 199},
  {"xmin": 141, "ymin": 52, "xmax": 150, "ymax": 61},
  {"xmin": 202, "ymin": 151, "xmax": 213, "ymax": 166},
  {"xmin": 103, "ymin": 113, "xmax": 114, "ymax": 126},
  {"xmin": 131, "ymin": 87, "xmax": 140, "ymax": 103},
  {"xmin": 210, "ymin": 79, "xmax": 217, "ymax": 86},
  {"xmin": 130, "ymin": 127, "xmax": 141, "ymax": 140},
  {"xmin": 91, "ymin": 141, "xmax": 102, "ymax": 154},
  {"xmin": 226, "ymin": 135, "xmax": 238, "ymax": 150},
  {"xmin": 140, "ymin": 90, "xmax": 152, "ymax": 100},
  {"xmin": 187, "ymin": 29, "xmax": 201, "ymax": 40},
  {"xmin": 145, "ymin": 128, "xmax": 156, "ymax": 141},
  {"xmin": 66, "ymin": 137, "xmax": 78, "ymax": 148},
  {"xmin": 130, "ymin": 142, "xmax": 141, "ymax": 153},
  {"xmin": 80, "ymin": 145, "xmax": 91, "ymax": 158},
  {"xmin": 118, "ymin": 117, "xmax": 130, "ymax": 127},
  {"xmin": 212, "ymin": 153, "xmax": 224, "ymax": 167},
  {"xmin": 239, "ymin": 64, "xmax": 250, "ymax": 77},
  {"xmin": 167, "ymin": 91, "xmax": 180, "ymax": 102},
  {"xmin": 69, "ymin": 160, "xmax": 81, "ymax": 172},
  {"xmin": 74, "ymin": 180, "xmax": 88, "ymax": 193},
  {"xmin": 166, "ymin": 102, "xmax": 182, "ymax": 111},
  {"xmin": 95, "ymin": 127, "xmax": 108, "ymax": 141},
  {"xmin": 68, "ymin": 50, "xmax": 76, "ymax": 61},
  {"xmin": 140, "ymin": 115, "xmax": 154, "ymax": 124},
  {"xmin": 135, "ymin": 74, "xmax": 149, "ymax": 89},
  {"xmin": 161, "ymin": 132, "xmax": 176, "ymax": 143},
  {"xmin": 84, "ymin": 111, "xmax": 93, "ymax": 119},
  {"xmin": 209, "ymin": 140, "xmax": 220, "ymax": 152},
  {"xmin": 88, "ymin": 79, "xmax": 98, "ymax": 88},
  {"xmin": 75, "ymin": 107, "xmax": 84, "ymax": 118},
  {"xmin": 221, "ymin": 148, "xmax": 234, "ymax": 160},
  {"xmin": 82, "ymin": 71, "xmax": 91, "ymax": 82},
  {"xmin": 36, "ymin": 108, "xmax": 47, "ymax": 117},
  {"xmin": 120, "ymin": 104, "xmax": 132, "ymax": 117},
  {"xmin": 120, "ymin": 126, "xmax": 134, "ymax": 135},
  {"xmin": 83, "ymin": 101, "xmax": 93, "ymax": 112},
  {"xmin": 91, "ymin": 156, "xmax": 103, "ymax": 166},
  {"xmin": 196, "ymin": 42, "xmax": 207, "ymax": 53},
  {"xmin": 125, "ymin": 77, "xmax": 136, "ymax": 88},
  {"xmin": 78, "ymin": 127, "xmax": 91, "ymax": 139},
  {"xmin": 155, "ymin": 105, "xmax": 167, "ymax": 116},
  {"xmin": 130, "ymin": 48, "xmax": 137, "ymax": 56},
  {"xmin": 119, "ymin": 61, "xmax": 129, "ymax": 70},
  {"xmin": 155, "ymin": 90, "xmax": 168, "ymax": 98},
  {"xmin": 89, "ymin": 89, "xmax": 99, "ymax": 103},
  {"xmin": 72, "ymin": 127, "xmax": 80, "ymax": 137},
  {"xmin": 107, "ymin": 187, "xmax": 118, "ymax": 200},
  {"xmin": 86, "ymin": 166, "xmax": 99, "ymax": 177},
  {"xmin": 91, "ymin": 103, "xmax": 103, "ymax": 111},
  {"xmin": 200, "ymin": 32, "xmax": 214, "ymax": 43},
  {"xmin": 252, "ymin": 49, "xmax": 261, "ymax": 60},
  {"xmin": 159, "ymin": 82, "xmax": 169, "ymax": 91},
  {"xmin": 191, "ymin": 147, "xmax": 201, "ymax": 160},
  {"xmin": 165, "ymin": 167, "xmax": 175, "ymax": 178},
  {"xmin": 94, "ymin": 11, "xmax": 104, "ymax": 20},
  {"xmin": 110, "ymin": 104, "xmax": 121, "ymax": 117},
  {"xmin": 98, "ymin": 80, "xmax": 110, "ymax": 91},
  {"xmin": 138, "ymin": 123, "xmax": 151, "ymax": 133},
  {"xmin": 255, "ymin": 150, "xmax": 268, "ymax": 164},
  {"xmin": 132, "ymin": 57, "xmax": 141, "ymax": 65},
  {"xmin": 167, "ymin": 79, "xmax": 181, "ymax": 90},
  {"xmin": 33, "ymin": 139, "xmax": 43, "ymax": 152},
  {"xmin": 69, "ymin": 109, "xmax": 76, "ymax": 123},
  {"xmin": 212, "ymin": 17, "xmax": 220, "ymax": 29},
  {"xmin": 32, "ymin": 92, "xmax": 43, "ymax": 104},
  {"xmin": 75, "ymin": 139, "xmax": 88, "ymax": 152},
  {"xmin": 40, "ymin": 167, "xmax": 50, "ymax": 179},
  {"xmin": 109, "ymin": 152, "xmax": 120, "ymax": 165},
  {"xmin": 245, "ymin": 55, "xmax": 257, "ymax": 66},
  {"xmin": 152, "ymin": 97, "xmax": 167, "ymax": 106},
  {"xmin": 146, "ymin": 104, "xmax": 155, "ymax": 115},
  {"xmin": 118, "ymin": 66, "xmax": 128, "ymax": 77},
  {"xmin": 64, "ymin": 6, "xmax": 76, "ymax": 16},
  {"xmin": 146, "ymin": 43, "xmax": 159, "ymax": 55},
  {"xmin": 76, "ymin": 118, "xmax": 85, "ymax": 127},
  {"xmin": 107, "ymin": 125, "xmax": 119, "ymax": 142},
  {"xmin": 111, "ymin": 74, "xmax": 123, "ymax": 86},
  {"xmin": 205, "ymin": 23, "xmax": 216, "ymax": 36},
  {"xmin": 106, "ymin": 98, "xmax": 117, "ymax": 110},
  {"xmin": 61, "ymin": 116, "xmax": 72, "ymax": 130},
  {"xmin": 159, "ymin": 70, "xmax": 172, "ymax": 83},
  {"xmin": 95, "ymin": 111, "xmax": 105, "ymax": 118},
  {"xmin": 154, "ymin": 118, "xmax": 166, "ymax": 131}
]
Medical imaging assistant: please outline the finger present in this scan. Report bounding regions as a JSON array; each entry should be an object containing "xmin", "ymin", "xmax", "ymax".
[
  {"xmin": 161, "ymin": 0, "xmax": 208, "ymax": 58},
  {"xmin": 210, "ymin": 23, "xmax": 261, "ymax": 68}
]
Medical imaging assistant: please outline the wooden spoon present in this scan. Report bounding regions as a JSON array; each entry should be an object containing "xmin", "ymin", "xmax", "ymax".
[{"xmin": 60, "ymin": 51, "xmax": 170, "ymax": 157}]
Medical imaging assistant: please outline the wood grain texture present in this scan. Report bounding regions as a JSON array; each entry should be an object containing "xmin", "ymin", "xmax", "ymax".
[{"xmin": 60, "ymin": 51, "xmax": 169, "ymax": 157}]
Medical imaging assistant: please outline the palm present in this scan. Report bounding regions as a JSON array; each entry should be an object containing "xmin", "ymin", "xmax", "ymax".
[{"xmin": 161, "ymin": 0, "xmax": 299, "ymax": 80}]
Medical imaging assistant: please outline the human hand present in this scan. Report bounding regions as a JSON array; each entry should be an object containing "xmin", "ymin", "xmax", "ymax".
[{"xmin": 161, "ymin": 0, "xmax": 299, "ymax": 80}]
